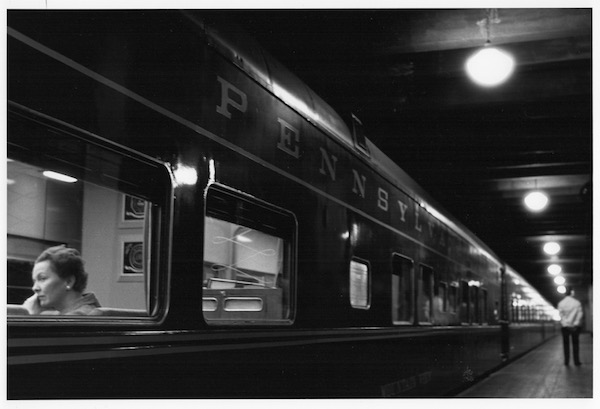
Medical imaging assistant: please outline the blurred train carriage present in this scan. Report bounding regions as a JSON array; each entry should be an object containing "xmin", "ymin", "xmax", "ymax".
[{"xmin": 6, "ymin": 10, "xmax": 557, "ymax": 398}]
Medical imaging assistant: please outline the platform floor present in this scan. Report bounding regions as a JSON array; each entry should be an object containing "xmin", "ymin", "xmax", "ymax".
[{"xmin": 457, "ymin": 332, "xmax": 593, "ymax": 398}]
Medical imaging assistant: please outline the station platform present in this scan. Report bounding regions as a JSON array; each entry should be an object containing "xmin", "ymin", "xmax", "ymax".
[{"xmin": 457, "ymin": 332, "xmax": 593, "ymax": 398}]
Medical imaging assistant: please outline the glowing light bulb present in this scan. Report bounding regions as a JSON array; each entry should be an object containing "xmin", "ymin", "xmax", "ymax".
[
  {"xmin": 557, "ymin": 285, "xmax": 567, "ymax": 294},
  {"xmin": 543, "ymin": 242, "xmax": 561, "ymax": 255},
  {"xmin": 173, "ymin": 164, "xmax": 198, "ymax": 186},
  {"xmin": 466, "ymin": 46, "xmax": 515, "ymax": 87},
  {"xmin": 42, "ymin": 170, "xmax": 77, "ymax": 183},
  {"xmin": 553, "ymin": 276, "xmax": 566, "ymax": 285},
  {"xmin": 524, "ymin": 191, "xmax": 548, "ymax": 211},
  {"xmin": 547, "ymin": 264, "xmax": 562, "ymax": 275}
]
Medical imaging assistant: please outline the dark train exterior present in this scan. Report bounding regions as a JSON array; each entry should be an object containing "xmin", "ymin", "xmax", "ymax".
[{"xmin": 6, "ymin": 10, "xmax": 557, "ymax": 398}]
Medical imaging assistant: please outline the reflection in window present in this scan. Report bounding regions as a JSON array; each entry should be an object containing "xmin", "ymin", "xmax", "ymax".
[
  {"xmin": 7, "ymin": 110, "xmax": 169, "ymax": 320},
  {"xmin": 350, "ymin": 258, "xmax": 370, "ymax": 309},
  {"xmin": 204, "ymin": 217, "xmax": 284, "ymax": 289},
  {"xmin": 202, "ymin": 187, "xmax": 295, "ymax": 325},
  {"xmin": 7, "ymin": 161, "xmax": 154, "ymax": 318}
]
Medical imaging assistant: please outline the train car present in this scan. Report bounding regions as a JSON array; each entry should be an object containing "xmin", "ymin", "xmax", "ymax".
[{"xmin": 6, "ymin": 10, "xmax": 557, "ymax": 398}]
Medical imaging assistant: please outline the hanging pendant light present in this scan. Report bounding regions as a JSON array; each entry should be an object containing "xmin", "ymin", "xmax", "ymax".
[{"xmin": 466, "ymin": 9, "xmax": 515, "ymax": 87}]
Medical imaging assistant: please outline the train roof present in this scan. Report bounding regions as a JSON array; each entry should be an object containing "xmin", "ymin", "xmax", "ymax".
[
  {"xmin": 184, "ymin": 13, "xmax": 553, "ymax": 308},
  {"xmin": 194, "ymin": 14, "xmax": 510, "ymax": 259},
  {"xmin": 190, "ymin": 13, "xmax": 511, "ymax": 266}
]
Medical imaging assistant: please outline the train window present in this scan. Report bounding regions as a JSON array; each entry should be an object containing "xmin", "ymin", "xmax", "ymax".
[
  {"xmin": 480, "ymin": 289, "xmax": 488, "ymax": 324},
  {"xmin": 470, "ymin": 285, "xmax": 480, "ymax": 324},
  {"xmin": 417, "ymin": 265, "xmax": 433, "ymax": 324},
  {"xmin": 448, "ymin": 282, "xmax": 458, "ymax": 314},
  {"xmin": 351, "ymin": 113, "xmax": 370, "ymax": 157},
  {"xmin": 392, "ymin": 254, "xmax": 413, "ymax": 324},
  {"xmin": 349, "ymin": 258, "xmax": 371, "ymax": 309},
  {"xmin": 7, "ymin": 109, "xmax": 171, "ymax": 321},
  {"xmin": 460, "ymin": 280, "xmax": 470, "ymax": 324},
  {"xmin": 437, "ymin": 281, "xmax": 448, "ymax": 312},
  {"xmin": 202, "ymin": 185, "xmax": 296, "ymax": 325},
  {"xmin": 511, "ymin": 296, "xmax": 519, "ymax": 322}
]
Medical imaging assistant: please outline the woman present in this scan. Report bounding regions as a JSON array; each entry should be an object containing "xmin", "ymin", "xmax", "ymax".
[{"xmin": 24, "ymin": 245, "xmax": 101, "ymax": 315}]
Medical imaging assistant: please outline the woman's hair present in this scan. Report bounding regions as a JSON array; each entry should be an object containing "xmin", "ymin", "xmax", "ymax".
[{"xmin": 35, "ymin": 245, "xmax": 88, "ymax": 292}]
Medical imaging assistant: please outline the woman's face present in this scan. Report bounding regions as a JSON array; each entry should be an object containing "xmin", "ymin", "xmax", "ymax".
[{"xmin": 31, "ymin": 260, "xmax": 70, "ymax": 310}]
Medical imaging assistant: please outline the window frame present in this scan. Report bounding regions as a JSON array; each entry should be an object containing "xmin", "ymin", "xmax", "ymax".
[
  {"xmin": 202, "ymin": 183, "xmax": 297, "ymax": 326},
  {"xmin": 349, "ymin": 257, "xmax": 371, "ymax": 310},
  {"xmin": 7, "ymin": 104, "xmax": 174, "ymax": 326},
  {"xmin": 351, "ymin": 113, "xmax": 370, "ymax": 157}
]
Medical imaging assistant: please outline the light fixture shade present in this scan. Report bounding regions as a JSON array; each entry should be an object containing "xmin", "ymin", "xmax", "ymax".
[
  {"xmin": 466, "ymin": 46, "xmax": 515, "ymax": 87},
  {"xmin": 524, "ymin": 191, "xmax": 549, "ymax": 211},
  {"xmin": 547, "ymin": 264, "xmax": 562, "ymax": 275},
  {"xmin": 543, "ymin": 242, "xmax": 561, "ymax": 255}
]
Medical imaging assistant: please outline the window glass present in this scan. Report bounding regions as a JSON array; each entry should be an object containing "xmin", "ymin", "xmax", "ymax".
[
  {"xmin": 392, "ymin": 254, "xmax": 413, "ymax": 324},
  {"xmin": 460, "ymin": 280, "xmax": 470, "ymax": 323},
  {"xmin": 448, "ymin": 283, "xmax": 458, "ymax": 314},
  {"xmin": 470, "ymin": 285, "xmax": 480, "ymax": 323},
  {"xmin": 480, "ymin": 289, "xmax": 488, "ymax": 323},
  {"xmin": 349, "ymin": 258, "xmax": 370, "ymax": 309},
  {"xmin": 351, "ymin": 113, "xmax": 370, "ymax": 156},
  {"xmin": 203, "ymin": 186, "xmax": 295, "ymax": 325},
  {"xmin": 511, "ymin": 296, "xmax": 519, "ymax": 322},
  {"xmin": 7, "ymin": 111, "xmax": 169, "ymax": 319},
  {"xmin": 418, "ymin": 265, "xmax": 433, "ymax": 324},
  {"xmin": 437, "ymin": 281, "xmax": 448, "ymax": 312}
]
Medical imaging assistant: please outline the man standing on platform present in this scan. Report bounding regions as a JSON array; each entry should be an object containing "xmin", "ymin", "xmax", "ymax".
[{"xmin": 557, "ymin": 286, "xmax": 583, "ymax": 366}]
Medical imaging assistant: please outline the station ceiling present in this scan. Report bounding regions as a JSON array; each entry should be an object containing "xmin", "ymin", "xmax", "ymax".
[{"xmin": 228, "ymin": 8, "xmax": 592, "ymax": 305}]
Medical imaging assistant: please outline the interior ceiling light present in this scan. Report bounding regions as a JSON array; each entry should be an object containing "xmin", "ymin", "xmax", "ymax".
[
  {"xmin": 557, "ymin": 285, "xmax": 567, "ymax": 294},
  {"xmin": 524, "ymin": 191, "xmax": 549, "ymax": 212},
  {"xmin": 547, "ymin": 264, "xmax": 562, "ymax": 275},
  {"xmin": 42, "ymin": 170, "xmax": 78, "ymax": 183},
  {"xmin": 543, "ymin": 242, "xmax": 561, "ymax": 255},
  {"xmin": 466, "ymin": 9, "xmax": 515, "ymax": 87}
]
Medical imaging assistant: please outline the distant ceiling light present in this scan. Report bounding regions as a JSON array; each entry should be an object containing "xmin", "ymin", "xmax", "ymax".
[
  {"xmin": 543, "ymin": 242, "xmax": 561, "ymax": 255},
  {"xmin": 524, "ymin": 191, "xmax": 549, "ymax": 211},
  {"xmin": 554, "ymin": 276, "xmax": 566, "ymax": 285},
  {"xmin": 42, "ymin": 170, "xmax": 78, "ymax": 183},
  {"xmin": 557, "ymin": 285, "xmax": 567, "ymax": 294},
  {"xmin": 547, "ymin": 264, "xmax": 562, "ymax": 275},
  {"xmin": 465, "ymin": 45, "xmax": 515, "ymax": 87}
]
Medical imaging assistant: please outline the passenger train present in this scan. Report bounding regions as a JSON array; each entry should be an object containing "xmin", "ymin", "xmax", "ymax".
[{"xmin": 6, "ymin": 10, "xmax": 557, "ymax": 398}]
